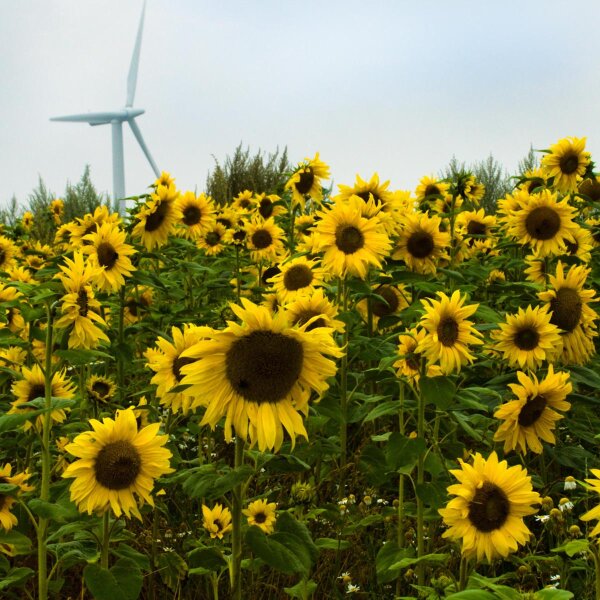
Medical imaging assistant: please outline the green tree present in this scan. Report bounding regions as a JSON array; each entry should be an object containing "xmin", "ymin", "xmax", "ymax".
[{"xmin": 206, "ymin": 144, "xmax": 291, "ymax": 205}]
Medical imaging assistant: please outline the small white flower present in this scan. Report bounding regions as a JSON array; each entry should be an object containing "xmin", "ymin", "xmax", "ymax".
[
  {"xmin": 535, "ymin": 515, "xmax": 550, "ymax": 523},
  {"xmin": 337, "ymin": 572, "xmax": 350, "ymax": 580},
  {"xmin": 338, "ymin": 498, "xmax": 348, "ymax": 506},
  {"xmin": 559, "ymin": 499, "xmax": 574, "ymax": 512},
  {"xmin": 346, "ymin": 583, "xmax": 360, "ymax": 594},
  {"xmin": 564, "ymin": 476, "xmax": 577, "ymax": 491}
]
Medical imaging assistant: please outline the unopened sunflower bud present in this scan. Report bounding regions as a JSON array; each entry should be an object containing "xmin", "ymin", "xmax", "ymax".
[
  {"xmin": 549, "ymin": 508, "xmax": 563, "ymax": 521},
  {"xmin": 569, "ymin": 525, "xmax": 582, "ymax": 537},
  {"xmin": 541, "ymin": 496, "xmax": 554, "ymax": 512}
]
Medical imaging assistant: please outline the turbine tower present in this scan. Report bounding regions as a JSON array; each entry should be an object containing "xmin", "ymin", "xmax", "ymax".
[{"xmin": 51, "ymin": 1, "xmax": 159, "ymax": 214}]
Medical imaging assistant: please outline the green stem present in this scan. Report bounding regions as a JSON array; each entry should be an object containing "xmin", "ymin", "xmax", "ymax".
[
  {"xmin": 590, "ymin": 541, "xmax": 600, "ymax": 600},
  {"xmin": 339, "ymin": 277, "xmax": 349, "ymax": 485},
  {"xmin": 396, "ymin": 381, "xmax": 406, "ymax": 598},
  {"xmin": 230, "ymin": 437, "xmax": 245, "ymax": 600},
  {"xmin": 211, "ymin": 572, "xmax": 220, "ymax": 600},
  {"xmin": 234, "ymin": 246, "xmax": 242, "ymax": 302},
  {"xmin": 416, "ymin": 364, "xmax": 426, "ymax": 587},
  {"xmin": 117, "ymin": 287, "xmax": 125, "ymax": 404},
  {"xmin": 458, "ymin": 555, "xmax": 470, "ymax": 591},
  {"xmin": 101, "ymin": 511, "xmax": 110, "ymax": 569}
]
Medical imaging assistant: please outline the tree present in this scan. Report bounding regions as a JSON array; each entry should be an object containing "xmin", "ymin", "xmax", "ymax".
[{"xmin": 205, "ymin": 144, "xmax": 291, "ymax": 205}]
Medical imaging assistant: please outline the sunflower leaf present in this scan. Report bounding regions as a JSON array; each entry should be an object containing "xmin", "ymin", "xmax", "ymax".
[{"xmin": 245, "ymin": 526, "xmax": 308, "ymax": 575}]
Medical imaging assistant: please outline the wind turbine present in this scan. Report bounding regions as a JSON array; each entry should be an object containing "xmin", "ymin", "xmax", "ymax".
[{"xmin": 50, "ymin": 1, "xmax": 160, "ymax": 214}]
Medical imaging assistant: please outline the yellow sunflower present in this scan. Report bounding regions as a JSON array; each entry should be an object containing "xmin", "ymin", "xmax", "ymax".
[
  {"xmin": 87, "ymin": 375, "xmax": 116, "ymax": 405},
  {"xmin": 0, "ymin": 464, "xmax": 33, "ymax": 531},
  {"xmin": 62, "ymin": 407, "xmax": 173, "ymax": 519},
  {"xmin": 174, "ymin": 191, "xmax": 215, "ymax": 240},
  {"xmin": 124, "ymin": 287, "xmax": 153, "ymax": 324},
  {"xmin": 132, "ymin": 184, "xmax": 182, "ymax": 250},
  {"xmin": 285, "ymin": 153, "xmax": 330, "ymax": 211},
  {"xmin": 179, "ymin": 299, "xmax": 342, "ymax": 452},
  {"xmin": 518, "ymin": 168, "xmax": 548, "ymax": 195},
  {"xmin": 580, "ymin": 471, "xmax": 600, "ymax": 536},
  {"xmin": 197, "ymin": 223, "xmax": 228, "ymax": 256},
  {"xmin": 538, "ymin": 261, "xmax": 598, "ymax": 365},
  {"xmin": 392, "ymin": 212, "xmax": 450, "ymax": 274},
  {"xmin": 491, "ymin": 305, "xmax": 562, "ymax": 371},
  {"xmin": 294, "ymin": 214, "xmax": 316, "ymax": 242},
  {"xmin": 243, "ymin": 498, "xmax": 277, "ymax": 534},
  {"xmin": 464, "ymin": 176, "xmax": 485, "ymax": 206},
  {"xmin": 254, "ymin": 193, "xmax": 287, "ymax": 220},
  {"xmin": 284, "ymin": 289, "xmax": 345, "ymax": 333},
  {"xmin": 0, "ymin": 236, "xmax": 17, "ymax": 272},
  {"xmin": 494, "ymin": 365, "xmax": 572, "ymax": 454},
  {"xmin": 507, "ymin": 189, "xmax": 578, "ymax": 257},
  {"xmin": 245, "ymin": 218, "xmax": 286, "ymax": 263},
  {"xmin": 523, "ymin": 254, "xmax": 548, "ymax": 286},
  {"xmin": 394, "ymin": 328, "xmax": 442, "ymax": 382},
  {"xmin": 563, "ymin": 224, "xmax": 593, "ymax": 263},
  {"xmin": 54, "ymin": 252, "xmax": 110, "ymax": 349},
  {"xmin": 153, "ymin": 171, "xmax": 175, "ymax": 189},
  {"xmin": 314, "ymin": 197, "xmax": 391, "ymax": 279},
  {"xmin": 50, "ymin": 198, "xmax": 64, "ymax": 224},
  {"xmin": 145, "ymin": 324, "xmax": 213, "ymax": 415},
  {"xmin": 439, "ymin": 452, "xmax": 540, "ymax": 562},
  {"xmin": 269, "ymin": 256, "xmax": 327, "ymax": 302},
  {"xmin": 337, "ymin": 173, "xmax": 393, "ymax": 209},
  {"xmin": 417, "ymin": 291, "xmax": 483, "ymax": 374},
  {"xmin": 541, "ymin": 136, "xmax": 590, "ymax": 193},
  {"xmin": 578, "ymin": 175, "xmax": 600, "ymax": 203},
  {"xmin": 415, "ymin": 175, "xmax": 451, "ymax": 208},
  {"xmin": 202, "ymin": 503, "xmax": 233, "ymax": 539},
  {"xmin": 22, "ymin": 212, "xmax": 34, "ymax": 230},
  {"xmin": 232, "ymin": 190, "xmax": 255, "ymax": 213},
  {"xmin": 83, "ymin": 222, "xmax": 136, "ymax": 293},
  {"xmin": 456, "ymin": 209, "xmax": 496, "ymax": 250},
  {"xmin": 69, "ymin": 206, "xmax": 121, "ymax": 249},
  {"xmin": 356, "ymin": 283, "xmax": 411, "ymax": 330},
  {"xmin": 10, "ymin": 365, "xmax": 76, "ymax": 432},
  {"xmin": 586, "ymin": 217, "xmax": 600, "ymax": 248},
  {"xmin": 0, "ymin": 283, "xmax": 25, "ymax": 334}
]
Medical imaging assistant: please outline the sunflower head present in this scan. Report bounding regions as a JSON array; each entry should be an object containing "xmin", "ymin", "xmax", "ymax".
[
  {"xmin": 285, "ymin": 153, "xmax": 330, "ymax": 211},
  {"xmin": 243, "ymin": 498, "xmax": 277, "ymax": 534},
  {"xmin": 542, "ymin": 136, "xmax": 591, "ymax": 193},
  {"xmin": 202, "ymin": 503, "xmax": 233, "ymax": 539}
]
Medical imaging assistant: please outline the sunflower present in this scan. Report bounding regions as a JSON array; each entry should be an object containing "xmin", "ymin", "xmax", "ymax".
[
  {"xmin": 83, "ymin": 223, "xmax": 136, "ymax": 293},
  {"xmin": 6, "ymin": 265, "xmax": 35, "ymax": 285},
  {"xmin": 0, "ymin": 283, "xmax": 25, "ymax": 335},
  {"xmin": 439, "ymin": 452, "xmax": 540, "ymax": 562},
  {"xmin": 394, "ymin": 328, "xmax": 442, "ymax": 382},
  {"xmin": 285, "ymin": 153, "xmax": 330, "ymax": 211},
  {"xmin": 174, "ymin": 191, "xmax": 215, "ymax": 240},
  {"xmin": 243, "ymin": 499, "xmax": 277, "ymax": 534},
  {"xmin": 464, "ymin": 176, "xmax": 485, "ymax": 206},
  {"xmin": 21, "ymin": 212, "xmax": 34, "ymax": 230},
  {"xmin": 50, "ymin": 198, "xmax": 64, "ymax": 224},
  {"xmin": 132, "ymin": 184, "xmax": 182, "ymax": 250},
  {"xmin": 314, "ymin": 197, "xmax": 391, "ymax": 279},
  {"xmin": 145, "ymin": 324, "xmax": 213, "ymax": 415},
  {"xmin": 245, "ymin": 218, "xmax": 286, "ymax": 263},
  {"xmin": 0, "ymin": 346, "xmax": 26, "ymax": 370},
  {"xmin": 124, "ymin": 286, "xmax": 153, "ymax": 324},
  {"xmin": 54, "ymin": 252, "xmax": 109, "ymax": 349},
  {"xmin": 578, "ymin": 175, "xmax": 600, "ymax": 203},
  {"xmin": 69, "ymin": 206, "xmax": 121, "ymax": 248},
  {"xmin": 337, "ymin": 173, "xmax": 393, "ymax": 209},
  {"xmin": 269, "ymin": 256, "xmax": 327, "ymax": 302},
  {"xmin": 356, "ymin": 283, "xmax": 411, "ymax": 330},
  {"xmin": 523, "ymin": 254, "xmax": 548, "ymax": 286},
  {"xmin": 153, "ymin": 171, "xmax": 175, "ymax": 189},
  {"xmin": 10, "ymin": 365, "xmax": 76, "ymax": 432},
  {"xmin": 587, "ymin": 217, "xmax": 600, "ymax": 247},
  {"xmin": 284, "ymin": 288, "xmax": 345, "ymax": 332},
  {"xmin": 417, "ymin": 291, "xmax": 483, "ymax": 374},
  {"xmin": 197, "ymin": 223, "xmax": 227, "ymax": 256},
  {"xmin": 491, "ymin": 305, "xmax": 562, "ymax": 371},
  {"xmin": 0, "ymin": 464, "xmax": 33, "ymax": 531},
  {"xmin": 87, "ymin": 375, "xmax": 116, "ymax": 405},
  {"xmin": 415, "ymin": 175, "xmax": 451, "ymax": 208},
  {"xmin": 518, "ymin": 168, "xmax": 548, "ymax": 194},
  {"xmin": 538, "ymin": 261, "xmax": 598, "ymax": 365},
  {"xmin": 507, "ymin": 189, "xmax": 578, "ymax": 257},
  {"xmin": 179, "ymin": 299, "xmax": 342, "ymax": 452},
  {"xmin": 62, "ymin": 407, "xmax": 173, "ymax": 519},
  {"xmin": 254, "ymin": 193, "xmax": 287, "ymax": 220},
  {"xmin": 202, "ymin": 503, "xmax": 233, "ymax": 539},
  {"xmin": 456, "ymin": 209, "xmax": 496, "ymax": 246},
  {"xmin": 493, "ymin": 365, "xmax": 571, "ymax": 454},
  {"xmin": 392, "ymin": 212, "xmax": 450, "ymax": 274},
  {"xmin": 580, "ymin": 471, "xmax": 600, "ymax": 536},
  {"xmin": 231, "ymin": 190, "xmax": 255, "ymax": 213},
  {"xmin": 541, "ymin": 136, "xmax": 590, "ymax": 193},
  {"xmin": 294, "ymin": 214, "xmax": 316, "ymax": 242},
  {"xmin": 563, "ymin": 224, "xmax": 593, "ymax": 263},
  {"xmin": 0, "ymin": 236, "xmax": 17, "ymax": 272}
]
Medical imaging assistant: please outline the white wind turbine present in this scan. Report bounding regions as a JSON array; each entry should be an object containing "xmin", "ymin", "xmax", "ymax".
[{"xmin": 51, "ymin": 1, "xmax": 160, "ymax": 214}]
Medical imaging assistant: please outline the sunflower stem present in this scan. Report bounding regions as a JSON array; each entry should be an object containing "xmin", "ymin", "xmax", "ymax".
[
  {"xmin": 101, "ymin": 511, "xmax": 110, "ymax": 569},
  {"xmin": 230, "ymin": 436, "xmax": 245, "ymax": 600},
  {"xmin": 37, "ymin": 299, "xmax": 55, "ymax": 600},
  {"xmin": 117, "ymin": 286, "xmax": 125, "ymax": 404},
  {"xmin": 234, "ymin": 246, "xmax": 242, "ymax": 303},
  {"xmin": 396, "ymin": 381, "xmax": 406, "ymax": 598},
  {"xmin": 458, "ymin": 555, "xmax": 470, "ymax": 591},
  {"xmin": 339, "ymin": 276, "xmax": 349, "ymax": 488},
  {"xmin": 416, "ymin": 361, "xmax": 426, "ymax": 587}
]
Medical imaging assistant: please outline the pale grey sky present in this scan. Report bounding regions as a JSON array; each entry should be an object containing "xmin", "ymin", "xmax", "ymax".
[{"xmin": 2, "ymin": 0, "xmax": 600, "ymax": 208}]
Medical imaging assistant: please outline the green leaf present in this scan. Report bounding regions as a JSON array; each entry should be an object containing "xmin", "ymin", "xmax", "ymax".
[
  {"xmin": 55, "ymin": 348, "xmax": 113, "ymax": 366},
  {"xmin": 0, "ymin": 409, "xmax": 44, "ymax": 433},
  {"xmin": 315, "ymin": 538, "xmax": 351, "ymax": 551},
  {"xmin": 157, "ymin": 551, "xmax": 187, "ymax": 591},
  {"xmin": 28, "ymin": 499, "xmax": 75, "ymax": 523},
  {"xmin": 389, "ymin": 552, "xmax": 449, "ymax": 570},
  {"xmin": 419, "ymin": 375, "xmax": 455, "ymax": 409},
  {"xmin": 385, "ymin": 432, "xmax": 427, "ymax": 473},
  {"xmin": 375, "ymin": 541, "xmax": 415, "ymax": 584},
  {"xmin": 187, "ymin": 546, "xmax": 228, "ymax": 572},
  {"xmin": 245, "ymin": 526, "xmax": 308, "ymax": 575},
  {"xmin": 112, "ymin": 544, "xmax": 150, "ymax": 572},
  {"xmin": 362, "ymin": 400, "xmax": 400, "ymax": 422},
  {"xmin": 535, "ymin": 589, "xmax": 574, "ymax": 599},
  {"xmin": 0, "ymin": 528, "xmax": 32, "ymax": 555},
  {"xmin": 83, "ymin": 564, "xmax": 130, "ymax": 600},
  {"xmin": 445, "ymin": 591, "xmax": 497, "ymax": 600},
  {"xmin": 182, "ymin": 465, "xmax": 253, "ymax": 500},
  {"xmin": 275, "ymin": 512, "xmax": 318, "ymax": 565},
  {"xmin": 0, "ymin": 567, "xmax": 35, "ymax": 590},
  {"xmin": 551, "ymin": 539, "xmax": 590, "ymax": 557},
  {"xmin": 284, "ymin": 579, "xmax": 318, "ymax": 599}
]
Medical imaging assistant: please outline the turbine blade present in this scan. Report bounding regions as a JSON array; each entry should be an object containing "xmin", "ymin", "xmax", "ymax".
[
  {"xmin": 128, "ymin": 118, "xmax": 160, "ymax": 177},
  {"xmin": 126, "ymin": 0, "xmax": 147, "ymax": 107},
  {"xmin": 50, "ymin": 112, "xmax": 119, "ymax": 125}
]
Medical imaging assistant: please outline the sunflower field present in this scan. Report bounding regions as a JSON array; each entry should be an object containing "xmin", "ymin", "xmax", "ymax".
[{"xmin": 0, "ymin": 137, "xmax": 599, "ymax": 599}]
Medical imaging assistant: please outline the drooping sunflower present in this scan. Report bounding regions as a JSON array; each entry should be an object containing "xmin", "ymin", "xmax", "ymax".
[
  {"xmin": 269, "ymin": 256, "xmax": 327, "ymax": 302},
  {"xmin": 541, "ymin": 136, "xmax": 591, "ymax": 193},
  {"xmin": 245, "ymin": 218, "xmax": 286, "ymax": 263},
  {"xmin": 563, "ymin": 225, "xmax": 593, "ymax": 263},
  {"xmin": 243, "ymin": 499, "xmax": 277, "ymax": 534},
  {"xmin": 10, "ymin": 365, "xmax": 76, "ymax": 432},
  {"xmin": 356, "ymin": 283, "xmax": 411, "ymax": 330},
  {"xmin": 62, "ymin": 407, "xmax": 173, "ymax": 519},
  {"xmin": 337, "ymin": 173, "xmax": 393, "ymax": 209},
  {"xmin": 202, "ymin": 503, "xmax": 233, "ymax": 539},
  {"xmin": 285, "ymin": 153, "xmax": 331, "ymax": 211},
  {"xmin": 124, "ymin": 286, "xmax": 153, "ymax": 324},
  {"xmin": 50, "ymin": 198, "xmax": 64, "ymax": 224},
  {"xmin": 314, "ymin": 197, "xmax": 391, "ymax": 279},
  {"xmin": 491, "ymin": 305, "xmax": 562, "ymax": 371},
  {"xmin": 392, "ymin": 212, "xmax": 450, "ymax": 274},
  {"xmin": 0, "ymin": 236, "xmax": 17, "ymax": 272},
  {"xmin": 439, "ymin": 452, "xmax": 540, "ymax": 562},
  {"xmin": 507, "ymin": 189, "xmax": 578, "ymax": 257},
  {"xmin": 197, "ymin": 223, "xmax": 227, "ymax": 256},
  {"xmin": 493, "ymin": 365, "xmax": 572, "ymax": 454},
  {"xmin": 464, "ymin": 176, "xmax": 485, "ymax": 206},
  {"xmin": 523, "ymin": 254, "xmax": 548, "ymax": 286},
  {"xmin": 84, "ymin": 222, "xmax": 136, "ymax": 293},
  {"xmin": 54, "ymin": 252, "xmax": 110, "ymax": 349},
  {"xmin": 0, "ymin": 464, "xmax": 33, "ymax": 531},
  {"xmin": 417, "ymin": 291, "xmax": 483, "ymax": 374},
  {"xmin": 87, "ymin": 375, "xmax": 116, "ymax": 405},
  {"xmin": 284, "ymin": 288, "xmax": 345, "ymax": 333},
  {"xmin": 145, "ymin": 324, "xmax": 213, "ymax": 415},
  {"xmin": 174, "ymin": 191, "xmax": 215, "ymax": 240},
  {"xmin": 580, "ymin": 471, "xmax": 600, "ymax": 536},
  {"xmin": 132, "ymin": 184, "xmax": 182, "ymax": 250},
  {"xmin": 578, "ymin": 174, "xmax": 600, "ymax": 202},
  {"xmin": 179, "ymin": 299, "xmax": 342, "ymax": 452},
  {"xmin": 22, "ymin": 212, "xmax": 34, "ymax": 230},
  {"xmin": 538, "ymin": 261, "xmax": 598, "ymax": 365},
  {"xmin": 394, "ymin": 328, "xmax": 442, "ymax": 382},
  {"xmin": 254, "ymin": 193, "xmax": 287, "ymax": 220}
]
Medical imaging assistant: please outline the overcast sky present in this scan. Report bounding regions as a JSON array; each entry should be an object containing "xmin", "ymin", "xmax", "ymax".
[{"xmin": 3, "ymin": 0, "xmax": 600, "ymax": 209}]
